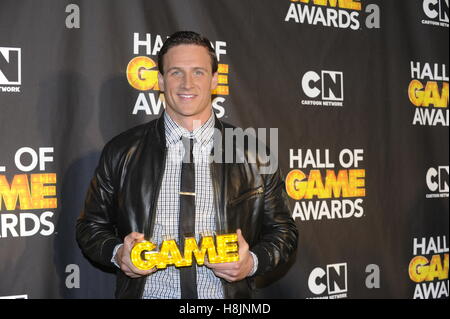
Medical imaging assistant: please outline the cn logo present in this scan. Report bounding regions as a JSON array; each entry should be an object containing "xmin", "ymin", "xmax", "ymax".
[
  {"xmin": 426, "ymin": 166, "xmax": 449, "ymax": 193},
  {"xmin": 423, "ymin": 0, "xmax": 449, "ymax": 22},
  {"xmin": 302, "ymin": 70, "xmax": 344, "ymax": 101},
  {"xmin": 308, "ymin": 263, "xmax": 348, "ymax": 296},
  {"xmin": 0, "ymin": 47, "xmax": 21, "ymax": 85}
]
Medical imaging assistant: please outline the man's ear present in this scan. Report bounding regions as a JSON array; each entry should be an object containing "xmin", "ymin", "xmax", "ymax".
[
  {"xmin": 158, "ymin": 72, "xmax": 164, "ymax": 91},
  {"xmin": 211, "ymin": 71, "xmax": 218, "ymax": 91}
]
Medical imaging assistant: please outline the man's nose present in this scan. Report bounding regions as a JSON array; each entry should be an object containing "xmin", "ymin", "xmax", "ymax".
[{"xmin": 181, "ymin": 73, "xmax": 194, "ymax": 89}]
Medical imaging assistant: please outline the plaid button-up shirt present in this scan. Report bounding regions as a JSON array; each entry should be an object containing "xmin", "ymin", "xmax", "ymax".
[{"xmin": 142, "ymin": 112, "xmax": 224, "ymax": 299}]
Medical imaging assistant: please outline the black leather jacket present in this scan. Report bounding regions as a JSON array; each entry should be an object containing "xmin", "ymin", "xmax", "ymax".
[{"xmin": 76, "ymin": 114, "xmax": 298, "ymax": 298}]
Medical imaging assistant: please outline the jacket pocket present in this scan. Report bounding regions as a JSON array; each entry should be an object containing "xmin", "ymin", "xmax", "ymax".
[{"xmin": 228, "ymin": 186, "xmax": 264, "ymax": 207}]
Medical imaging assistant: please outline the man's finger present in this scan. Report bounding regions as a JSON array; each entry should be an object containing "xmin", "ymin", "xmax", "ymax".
[
  {"xmin": 236, "ymin": 229, "xmax": 249, "ymax": 251},
  {"xmin": 236, "ymin": 229, "xmax": 244, "ymax": 244},
  {"xmin": 210, "ymin": 267, "xmax": 240, "ymax": 283},
  {"xmin": 123, "ymin": 260, "xmax": 156, "ymax": 278},
  {"xmin": 213, "ymin": 272, "xmax": 234, "ymax": 283},
  {"xmin": 124, "ymin": 232, "xmax": 145, "ymax": 250},
  {"xmin": 127, "ymin": 232, "xmax": 145, "ymax": 242},
  {"xmin": 205, "ymin": 261, "xmax": 239, "ymax": 270}
]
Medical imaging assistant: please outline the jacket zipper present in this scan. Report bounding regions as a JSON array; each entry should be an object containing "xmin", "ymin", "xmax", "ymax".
[
  {"xmin": 149, "ymin": 147, "xmax": 167, "ymax": 239},
  {"xmin": 228, "ymin": 186, "xmax": 264, "ymax": 207},
  {"xmin": 210, "ymin": 162, "xmax": 223, "ymax": 234},
  {"xmin": 139, "ymin": 147, "xmax": 167, "ymax": 299}
]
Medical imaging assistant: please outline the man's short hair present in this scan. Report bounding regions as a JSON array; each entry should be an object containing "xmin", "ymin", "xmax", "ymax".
[{"xmin": 158, "ymin": 31, "xmax": 218, "ymax": 75}]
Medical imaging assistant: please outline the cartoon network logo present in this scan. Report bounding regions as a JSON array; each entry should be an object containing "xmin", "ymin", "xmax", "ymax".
[
  {"xmin": 426, "ymin": 166, "xmax": 449, "ymax": 198},
  {"xmin": 301, "ymin": 70, "xmax": 344, "ymax": 107},
  {"xmin": 308, "ymin": 263, "xmax": 348, "ymax": 299},
  {"xmin": 0, "ymin": 47, "xmax": 21, "ymax": 93},
  {"xmin": 422, "ymin": 0, "xmax": 449, "ymax": 27}
]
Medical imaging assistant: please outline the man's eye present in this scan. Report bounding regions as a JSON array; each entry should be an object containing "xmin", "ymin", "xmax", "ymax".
[{"xmin": 194, "ymin": 70, "xmax": 204, "ymax": 76}]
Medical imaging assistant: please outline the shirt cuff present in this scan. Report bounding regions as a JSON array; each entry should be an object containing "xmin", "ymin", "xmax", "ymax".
[
  {"xmin": 111, "ymin": 243, "xmax": 123, "ymax": 268},
  {"xmin": 248, "ymin": 251, "xmax": 258, "ymax": 277}
]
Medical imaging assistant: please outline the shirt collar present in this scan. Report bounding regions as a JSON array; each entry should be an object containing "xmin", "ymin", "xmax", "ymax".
[{"xmin": 164, "ymin": 111, "xmax": 215, "ymax": 147}]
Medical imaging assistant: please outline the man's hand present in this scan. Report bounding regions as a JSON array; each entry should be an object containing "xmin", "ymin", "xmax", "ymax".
[
  {"xmin": 115, "ymin": 232, "xmax": 157, "ymax": 278},
  {"xmin": 205, "ymin": 229, "xmax": 254, "ymax": 282}
]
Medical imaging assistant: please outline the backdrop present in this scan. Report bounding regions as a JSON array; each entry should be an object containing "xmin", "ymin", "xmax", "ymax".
[{"xmin": 0, "ymin": 0, "xmax": 448, "ymax": 299}]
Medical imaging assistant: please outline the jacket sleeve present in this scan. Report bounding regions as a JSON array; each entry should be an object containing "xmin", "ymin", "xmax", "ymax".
[
  {"xmin": 76, "ymin": 142, "xmax": 122, "ymax": 268},
  {"xmin": 250, "ymin": 168, "xmax": 299, "ymax": 276}
]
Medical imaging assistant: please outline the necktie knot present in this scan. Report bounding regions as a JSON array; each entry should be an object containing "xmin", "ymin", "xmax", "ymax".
[{"xmin": 181, "ymin": 136, "xmax": 195, "ymax": 164}]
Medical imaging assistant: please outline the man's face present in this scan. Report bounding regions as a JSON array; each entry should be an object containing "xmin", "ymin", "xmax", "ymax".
[{"xmin": 158, "ymin": 44, "xmax": 218, "ymax": 126}]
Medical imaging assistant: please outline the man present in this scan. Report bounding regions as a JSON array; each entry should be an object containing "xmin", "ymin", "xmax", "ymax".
[{"xmin": 76, "ymin": 31, "xmax": 298, "ymax": 299}]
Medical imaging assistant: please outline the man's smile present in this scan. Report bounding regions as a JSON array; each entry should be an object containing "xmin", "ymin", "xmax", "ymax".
[{"xmin": 177, "ymin": 93, "xmax": 197, "ymax": 100}]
